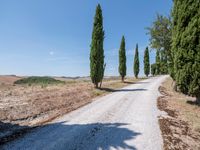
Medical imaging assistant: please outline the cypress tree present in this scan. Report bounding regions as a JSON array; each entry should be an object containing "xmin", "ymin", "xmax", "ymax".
[
  {"xmin": 151, "ymin": 63, "xmax": 156, "ymax": 76},
  {"xmin": 155, "ymin": 50, "xmax": 161, "ymax": 75},
  {"xmin": 172, "ymin": 0, "xmax": 200, "ymax": 103},
  {"xmin": 144, "ymin": 47, "xmax": 150, "ymax": 77},
  {"xmin": 134, "ymin": 44, "xmax": 140, "ymax": 78},
  {"xmin": 119, "ymin": 36, "xmax": 126, "ymax": 82},
  {"xmin": 160, "ymin": 50, "xmax": 168, "ymax": 74},
  {"xmin": 90, "ymin": 4, "xmax": 104, "ymax": 88}
]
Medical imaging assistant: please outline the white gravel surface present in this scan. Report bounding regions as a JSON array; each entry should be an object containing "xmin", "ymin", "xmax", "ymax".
[{"xmin": 2, "ymin": 76, "xmax": 168, "ymax": 150}]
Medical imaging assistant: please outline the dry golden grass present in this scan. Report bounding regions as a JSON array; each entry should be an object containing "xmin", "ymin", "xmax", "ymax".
[
  {"xmin": 0, "ymin": 76, "xmax": 142, "ymax": 144},
  {"xmin": 0, "ymin": 76, "xmax": 141, "ymax": 126}
]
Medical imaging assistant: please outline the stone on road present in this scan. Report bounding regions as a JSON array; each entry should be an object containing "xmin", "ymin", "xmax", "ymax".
[{"xmin": 2, "ymin": 76, "xmax": 168, "ymax": 150}]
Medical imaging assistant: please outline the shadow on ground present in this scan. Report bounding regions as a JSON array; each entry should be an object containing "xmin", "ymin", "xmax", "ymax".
[
  {"xmin": 0, "ymin": 121, "xmax": 36, "ymax": 145},
  {"xmin": 99, "ymin": 87, "xmax": 147, "ymax": 92},
  {"xmin": 1, "ymin": 121, "xmax": 141, "ymax": 150},
  {"xmin": 186, "ymin": 100, "xmax": 200, "ymax": 106},
  {"xmin": 123, "ymin": 81, "xmax": 136, "ymax": 84},
  {"xmin": 134, "ymin": 81, "xmax": 150, "ymax": 84}
]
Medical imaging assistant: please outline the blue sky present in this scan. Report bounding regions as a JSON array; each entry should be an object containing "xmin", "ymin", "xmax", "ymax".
[{"xmin": 0, "ymin": 0, "xmax": 172, "ymax": 77}]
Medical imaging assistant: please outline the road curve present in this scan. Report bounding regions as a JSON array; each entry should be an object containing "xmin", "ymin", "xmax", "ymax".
[{"xmin": 2, "ymin": 76, "xmax": 168, "ymax": 150}]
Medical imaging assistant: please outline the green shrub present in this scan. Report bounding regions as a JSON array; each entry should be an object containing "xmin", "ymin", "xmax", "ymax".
[{"xmin": 14, "ymin": 77, "xmax": 64, "ymax": 85}]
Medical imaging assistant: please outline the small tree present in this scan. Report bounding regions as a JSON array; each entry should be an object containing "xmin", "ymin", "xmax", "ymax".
[
  {"xmin": 90, "ymin": 4, "xmax": 105, "ymax": 88},
  {"xmin": 151, "ymin": 63, "xmax": 156, "ymax": 76},
  {"xmin": 119, "ymin": 36, "xmax": 126, "ymax": 82},
  {"xmin": 134, "ymin": 44, "xmax": 140, "ymax": 78},
  {"xmin": 144, "ymin": 47, "xmax": 150, "ymax": 77}
]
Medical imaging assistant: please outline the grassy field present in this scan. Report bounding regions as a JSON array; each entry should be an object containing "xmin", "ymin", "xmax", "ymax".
[{"xmin": 158, "ymin": 77, "xmax": 200, "ymax": 150}]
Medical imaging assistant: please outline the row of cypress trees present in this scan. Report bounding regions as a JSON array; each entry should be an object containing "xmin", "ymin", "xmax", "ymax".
[
  {"xmin": 118, "ymin": 37, "xmax": 150, "ymax": 81},
  {"xmin": 171, "ymin": 0, "xmax": 200, "ymax": 103},
  {"xmin": 146, "ymin": 0, "xmax": 200, "ymax": 103},
  {"xmin": 90, "ymin": 4, "xmax": 151, "ymax": 88},
  {"xmin": 90, "ymin": 1, "xmax": 200, "ymax": 103}
]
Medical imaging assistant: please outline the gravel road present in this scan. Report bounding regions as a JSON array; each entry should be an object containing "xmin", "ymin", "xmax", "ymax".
[{"xmin": 2, "ymin": 76, "xmax": 167, "ymax": 150}]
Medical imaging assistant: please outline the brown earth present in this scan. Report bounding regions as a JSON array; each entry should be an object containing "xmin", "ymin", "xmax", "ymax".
[
  {"xmin": 0, "ymin": 75, "xmax": 141, "ymax": 144},
  {"xmin": 0, "ymin": 75, "xmax": 22, "ymax": 85},
  {"xmin": 158, "ymin": 77, "xmax": 200, "ymax": 150}
]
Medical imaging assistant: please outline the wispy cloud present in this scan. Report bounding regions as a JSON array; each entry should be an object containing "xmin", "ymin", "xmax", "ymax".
[{"xmin": 49, "ymin": 51, "xmax": 55, "ymax": 56}]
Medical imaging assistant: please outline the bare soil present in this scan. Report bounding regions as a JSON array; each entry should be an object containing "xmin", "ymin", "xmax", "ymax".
[
  {"xmin": 158, "ymin": 77, "xmax": 200, "ymax": 150},
  {"xmin": 0, "ymin": 75, "xmax": 140, "ymax": 144}
]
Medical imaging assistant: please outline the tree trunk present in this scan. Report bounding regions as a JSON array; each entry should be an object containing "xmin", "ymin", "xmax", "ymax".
[
  {"xmin": 100, "ymin": 63, "xmax": 106, "ymax": 88},
  {"xmin": 95, "ymin": 82, "xmax": 98, "ymax": 88},
  {"xmin": 172, "ymin": 81, "xmax": 177, "ymax": 92},
  {"xmin": 196, "ymin": 95, "xmax": 200, "ymax": 105},
  {"xmin": 100, "ymin": 81, "xmax": 102, "ymax": 88},
  {"xmin": 122, "ymin": 77, "xmax": 124, "ymax": 83}
]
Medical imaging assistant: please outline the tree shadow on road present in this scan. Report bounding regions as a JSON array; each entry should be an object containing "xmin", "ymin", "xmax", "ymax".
[
  {"xmin": 134, "ymin": 81, "xmax": 150, "ymax": 84},
  {"xmin": 123, "ymin": 81, "xmax": 136, "ymax": 84},
  {"xmin": 0, "ymin": 121, "xmax": 37, "ymax": 145},
  {"xmin": 99, "ymin": 87, "xmax": 147, "ymax": 92},
  {"xmin": 1, "ymin": 121, "xmax": 141, "ymax": 150}
]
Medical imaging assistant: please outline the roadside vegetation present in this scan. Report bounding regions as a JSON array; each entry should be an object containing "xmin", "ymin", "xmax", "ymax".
[
  {"xmin": 147, "ymin": 0, "xmax": 200, "ymax": 103},
  {"xmin": 147, "ymin": 14, "xmax": 171, "ymax": 76},
  {"xmin": 118, "ymin": 36, "xmax": 127, "ymax": 82},
  {"xmin": 171, "ymin": 0, "xmax": 200, "ymax": 103},
  {"xmin": 146, "ymin": 0, "xmax": 200, "ymax": 148},
  {"xmin": 133, "ymin": 44, "xmax": 140, "ymax": 79},
  {"xmin": 90, "ymin": 4, "xmax": 105, "ymax": 88},
  {"xmin": 89, "ymin": 4, "xmax": 156, "ymax": 88},
  {"xmin": 143, "ymin": 47, "xmax": 150, "ymax": 77}
]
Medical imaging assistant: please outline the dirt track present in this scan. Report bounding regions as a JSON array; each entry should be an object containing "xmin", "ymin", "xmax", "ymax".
[{"xmin": 2, "ymin": 76, "xmax": 167, "ymax": 150}]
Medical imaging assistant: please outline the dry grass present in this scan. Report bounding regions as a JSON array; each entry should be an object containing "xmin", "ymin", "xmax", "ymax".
[
  {"xmin": 0, "ymin": 76, "xmax": 141, "ymax": 144},
  {"xmin": 158, "ymin": 77, "xmax": 200, "ymax": 150}
]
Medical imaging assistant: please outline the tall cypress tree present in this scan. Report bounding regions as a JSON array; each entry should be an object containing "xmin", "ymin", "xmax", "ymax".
[
  {"xmin": 172, "ymin": 0, "xmax": 200, "ymax": 103},
  {"xmin": 90, "ymin": 4, "xmax": 104, "ymax": 88},
  {"xmin": 160, "ymin": 50, "xmax": 168, "ymax": 74},
  {"xmin": 144, "ymin": 47, "xmax": 150, "ymax": 77},
  {"xmin": 151, "ymin": 63, "xmax": 156, "ymax": 76},
  {"xmin": 155, "ymin": 50, "xmax": 161, "ymax": 75},
  {"xmin": 134, "ymin": 44, "xmax": 140, "ymax": 78},
  {"xmin": 119, "ymin": 36, "xmax": 126, "ymax": 82}
]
